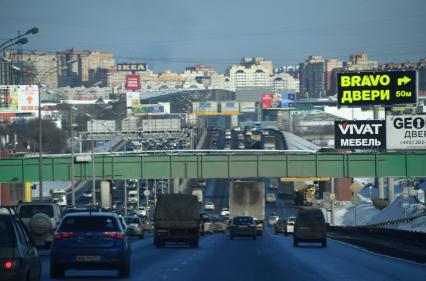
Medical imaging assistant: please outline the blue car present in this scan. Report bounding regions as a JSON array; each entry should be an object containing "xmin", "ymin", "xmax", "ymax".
[{"xmin": 50, "ymin": 212, "xmax": 131, "ymax": 278}]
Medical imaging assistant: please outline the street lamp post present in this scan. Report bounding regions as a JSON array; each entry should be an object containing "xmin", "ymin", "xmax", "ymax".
[{"xmin": 37, "ymin": 59, "xmax": 76, "ymax": 201}]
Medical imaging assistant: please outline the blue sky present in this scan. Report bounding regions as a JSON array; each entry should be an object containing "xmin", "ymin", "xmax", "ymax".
[{"xmin": 1, "ymin": 0, "xmax": 425, "ymax": 72}]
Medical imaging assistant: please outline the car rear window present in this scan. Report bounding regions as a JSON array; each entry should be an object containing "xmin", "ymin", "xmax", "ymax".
[
  {"xmin": 59, "ymin": 216, "xmax": 119, "ymax": 232},
  {"xmin": 0, "ymin": 217, "xmax": 15, "ymax": 247},
  {"xmin": 125, "ymin": 217, "xmax": 140, "ymax": 224},
  {"xmin": 19, "ymin": 205, "xmax": 54, "ymax": 218},
  {"xmin": 233, "ymin": 217, "xmax": 253, "ymax": 224},
  {"xmin": 297, "ymin": 211, "xmax": 324, "ymax": 225}
]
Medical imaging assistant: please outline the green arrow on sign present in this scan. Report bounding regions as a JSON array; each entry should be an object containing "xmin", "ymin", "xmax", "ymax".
[{"xmin": 398, "ymin": 76, "xmax": 411, "ymax": 86}]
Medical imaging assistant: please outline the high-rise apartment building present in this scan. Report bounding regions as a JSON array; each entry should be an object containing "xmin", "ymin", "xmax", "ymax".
[
  {"xmin": 5, "ymin": 51, "xmax": 60, "ymax": 87},
  {"xmin": 299, "ymin": 56, "xmax": 326, "ymax": 98},
  {"xmin": 5, "ymin": 49, "xmax": 116, "ymax": 88},
  {"xmin": 325, "ymin": 58, "xmax": 343, "ymax": 96},
  {"xmin": 227, "ymin": 57, "xmax": 273, "ymax": 88},
  {"xmin": 344, "ymin": 53, "xmax": 378, "ymax": 71}
]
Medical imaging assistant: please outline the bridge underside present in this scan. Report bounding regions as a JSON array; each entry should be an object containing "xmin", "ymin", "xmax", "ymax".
[{"xmin": 0, "ymin": 151, "xmax": 425, "ymax": 183}]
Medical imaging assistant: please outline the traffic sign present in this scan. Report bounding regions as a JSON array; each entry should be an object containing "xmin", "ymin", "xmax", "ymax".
[
  {"xmin": 402, "ymin": 201, "xmax": 410, "ymax": 209},
  {"xmin": 349, "ymin": 182, "xmax": 364, "ymax": 194},
  {"xmin": 337, "ymin": 70, "xmax": 417, "ymax": 107}
]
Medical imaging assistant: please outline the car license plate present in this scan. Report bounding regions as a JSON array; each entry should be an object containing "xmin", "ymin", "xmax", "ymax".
[
  {"xmin": 76, "ymin": 256, "xmax": 101, "ymax": 262},
  {"xmin": 238, "ymin": 225, "xmax": 247, "ymax": 228}
]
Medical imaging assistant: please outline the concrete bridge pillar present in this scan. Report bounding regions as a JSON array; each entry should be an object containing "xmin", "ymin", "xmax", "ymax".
[{"xmin": 388, "ymin": 177, "xmax": 395, "ymax": 203}]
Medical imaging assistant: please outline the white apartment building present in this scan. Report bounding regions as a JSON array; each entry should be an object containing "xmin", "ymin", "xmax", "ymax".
[{"xmin": 272, "ymin": 72, "xmax": 299, "ymax": 92}]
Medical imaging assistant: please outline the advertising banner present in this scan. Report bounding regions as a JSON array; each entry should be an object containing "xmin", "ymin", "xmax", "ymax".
[
  {"xmin": 337, "ymin": 70, "xmax": 417, "ymax": 107},
  {"xmin": 334, "ymin": 120, "xmax": 386, "ymax": 149},
  {"xmin": 0, "ymin": 85, "xmax": 39, "ymax": 113},
  {"xmin": 261, "ymin": 93, "xmax": 295, "ymax": 109},
  {"xmin": 221, "ymin": 101, "xmax": 239, "ymax": 115},
  {"xmin": 126, "ymin": 92, "xmax": 140, "ymax": 107},
  {"xmin": 117, "ymin": 63, "xmax": 147, "ymax": 72},
  {"xmin": 280, "ymin": 93, "xmax": 296, "ymax": 108},
  {"xmin": 386, "ymin": 115, "xmax": 426, "ymax": 150},
  {"xmin": 125, "ymin": 75, "xmax": 141, "ymax": 90},
  {"xmin": 132, "ymin": 104, "xmax": 165, "ymax": 115},
  {"xmin": 239, "ymin": 102, "xmax": 256, "ymax": 113},
  {"xmin": 192, "ymin": 101, "xmax": 218, "ymax": 115}
]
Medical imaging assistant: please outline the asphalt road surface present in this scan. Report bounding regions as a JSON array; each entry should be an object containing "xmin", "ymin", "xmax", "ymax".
[{"xmin": 40, "ymin": 221, "xmax": 426, "ymax": 281}]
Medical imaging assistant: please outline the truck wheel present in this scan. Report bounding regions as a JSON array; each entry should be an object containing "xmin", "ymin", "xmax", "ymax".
[
  {"xmin": 50, "ymin": 263, "xmax": 65, "ymax": 279},
  {"xmin": 118, "ymin": 262, "xmax": 130, "ymax": 277},
  {"xmin": 293, "ymin": 238, "xmax": 298, "ymax": 247},
  {"xmin": 190, "ymin": 239, "xmax": 199, "ymax": 248},
  {"xmin": 321, "ymin": 239, "xmax": 327, "ymax": 248}
]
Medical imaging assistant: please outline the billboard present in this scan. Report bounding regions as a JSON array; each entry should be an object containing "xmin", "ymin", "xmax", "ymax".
[
  {"xmin": 261, "ymin": 93, "xmax": 295, "ymax": 109},
  {"xmin": 192, "ymin": 101, "xmax": 218, "ymax": 115},
  {"xmin": 0, "ymin": 85, "xmax": 39, "ymax": 113},
  {"xmin": 117, "ymin": 63, "xmax": 147, "ymax": 72},
  {"xmin": 126, "ymin": 92, "xmax": 140, "ymax": 107},
  {"xmin": 132, "ymin": 104, "xmax": 165, "ymax": 115},
  {"xmin": 221, "ymin": 101, "xmax": 239, "ymax": 115},
  {"xmin": 334, "ymin": 120, "xmax": 386, "ymax": 149},
  {"xmin": 337, "ymin": 70, "xmax": 417, "ymax": 107},
  {"xmin": 280, "ymin": 93, "xmax": 296, "ymax": 108},
  {"xmin": 386, "ymin": 115, "xmax": 426, "ymax": 150},
  {"xmin": 125, "ymin": 75, "xmax": 141, "ymax": 90},
  {"xmin": 239, "ymin": 102, "xmax": 256, "ymax": 113}
]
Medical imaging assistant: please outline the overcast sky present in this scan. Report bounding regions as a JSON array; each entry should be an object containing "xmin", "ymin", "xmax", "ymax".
[{"xmin": 1, "ymin": 0, "xmax": 425, "ymax": 72}]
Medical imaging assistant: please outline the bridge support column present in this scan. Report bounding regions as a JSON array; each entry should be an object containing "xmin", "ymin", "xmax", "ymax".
[
  {"xmin": 378, "ymin": 177, "xmax": 385, "ymax": 199},
  {"xmin": 388, "ymin": 177, "xmax": 395, "ymax": 204},
  {"xmin": 173, "ymin": 178, "xmax": 180, "ymax": 193},
  {"xmin": 330, "ymin": 178, "xmax": 335, "ymax": 225}
]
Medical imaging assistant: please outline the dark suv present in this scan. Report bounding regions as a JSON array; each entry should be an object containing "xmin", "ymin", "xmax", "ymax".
[
  {"xmin": 50, "ymin": 212, "xmax": 131, "ymax": 278},
  {"xmin": 0, "ymin": 207, "xmax": 41, "ymax": 281},
  {"xmin": 293, "ymin": 208, "xmax": 327, "ymax": 247}
]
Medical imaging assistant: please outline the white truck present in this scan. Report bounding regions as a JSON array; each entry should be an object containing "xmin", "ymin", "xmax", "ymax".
[
  {"xmin": 229, "ymin": 180, "xmax": 265, "ymax": 236},
  {"xmin": 50, "ymin": 188, "xmax": 67, "ymax": 207},
  {"xmin": 264, "ymin": 135, "xmax": 276, "ymax": 150},
  {"xmin": 192, "ymin": 189, "xmax": 203, "ymax": 204}
]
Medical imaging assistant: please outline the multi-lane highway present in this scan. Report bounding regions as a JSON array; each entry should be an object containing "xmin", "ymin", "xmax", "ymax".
[
  {"xmin": 38, "ymin": 127, "xmax": 426, "ymax": 280},
  {"xmin": 39, "ymin": 189, "xmax": 426, "ymax": 281}
]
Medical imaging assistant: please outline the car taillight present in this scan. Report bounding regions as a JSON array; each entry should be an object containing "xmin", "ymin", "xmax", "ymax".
[
  {"xmin": 103, "ymin": 232, "xmax": 124, "ymax": 240},
  {"xmin": 1, "ymin": 259, "xmax": 20, "ymax": 270},
  {"xmin": 54, "ymin": 232, "xmax": 74, "ymax": 240}
]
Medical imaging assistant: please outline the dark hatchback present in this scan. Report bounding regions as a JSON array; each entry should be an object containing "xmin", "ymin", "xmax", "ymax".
[
  {"xmin": 50, "ymin": 212, "xmax": 131, "ymax": 278},
  {"xmin": 229, "ymin": 216, "xmax": 257, "ymax": 240},
  {"xmin": 0, "ymin": 208, "xmax": 41, "ymax": 281},
  {"xmin": 293, "ymin": 208, "xmax": 327, "ymax": 247}
]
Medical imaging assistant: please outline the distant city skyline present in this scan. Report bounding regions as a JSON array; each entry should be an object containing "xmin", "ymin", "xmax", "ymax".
[{"xmin": 1, "ymin": 0, "xmax": 425, "ymax": 72}]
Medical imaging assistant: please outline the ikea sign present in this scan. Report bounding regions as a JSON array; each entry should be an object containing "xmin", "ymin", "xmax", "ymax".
[{"xmin": 117, "ymin": 63, "xmax": 147, "ymax": 72}]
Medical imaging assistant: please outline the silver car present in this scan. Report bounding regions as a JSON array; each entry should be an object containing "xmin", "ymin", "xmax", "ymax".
[{"xmin": 124, "ymin": 216, "xmax": 145, "ymax": 239}]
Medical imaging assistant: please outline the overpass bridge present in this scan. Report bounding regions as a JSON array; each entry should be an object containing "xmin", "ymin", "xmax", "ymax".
[{"xmin": 0, "ymin": 150, "xmax": 425, "ymax": 183}]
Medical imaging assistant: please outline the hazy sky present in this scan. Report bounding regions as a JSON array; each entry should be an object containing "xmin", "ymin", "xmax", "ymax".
[{"xmin": 1, "ymin": 0, "xmax": 425, "ymax": 72}]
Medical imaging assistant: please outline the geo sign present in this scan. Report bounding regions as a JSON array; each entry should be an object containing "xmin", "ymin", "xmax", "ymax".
[{"xmin": 337, "ymin": 70, "xmax": 417, "ymax": 107}]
